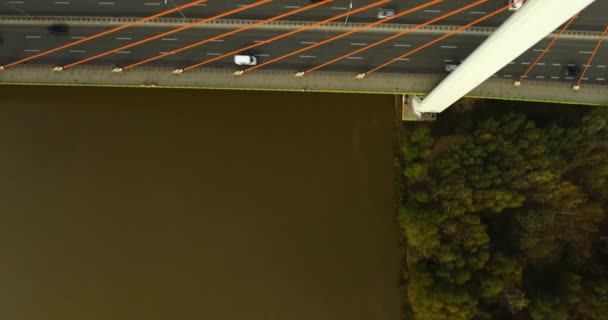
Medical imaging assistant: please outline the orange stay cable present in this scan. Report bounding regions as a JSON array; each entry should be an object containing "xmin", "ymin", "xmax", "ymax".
[
  {"xmin": 364, "ymin": 3, "xmax": 511, "ymax": 75},
  {"xmin": 576, "ymin": 24, "xmax": 608, "ymax": 86},
  {"xmin": 518, "ymin": 14, "xmax": 578, "ymax": 83},
  {"xmin": 122, "ymin": 0, "xmax": 334, "ymax": 70},
  {"xmin": 304, "ymin": 0, "xmax": 486, "ymax": 74},
  {"xmin": 241, "ymin": 0, "xmax": 444, "ymax": 73},
  {"xmin": 61, "ymin": 0, "xmax": 271, "ymax": 69},
  {"xmin": 177, "ymin": 0, "xmax": 391, "ymax": 72},
  {"xmin": 2, "ymin": 0, "xmax": 208, "ymax": 69}
]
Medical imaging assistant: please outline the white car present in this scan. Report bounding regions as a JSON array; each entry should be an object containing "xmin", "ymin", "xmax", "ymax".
[
  {"xmin": 445, "ymin": 63, "xmax": 459, "ymax": 73},
  {"xmin": 377, "ymin": 9, "xmax": 396, "ymax": 19},
  {"xmin": 509, "ymin": 0, "xmax": 524, "ymax": 11},
  {"xmin": 234, "ymin": 55, "xmax": 257, "ymax": 66}
]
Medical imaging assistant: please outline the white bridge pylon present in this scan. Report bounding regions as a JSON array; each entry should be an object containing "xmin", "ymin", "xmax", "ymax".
[{"xmin": 412, "ymin": 0, "xmax": 597, "ymax": 115}]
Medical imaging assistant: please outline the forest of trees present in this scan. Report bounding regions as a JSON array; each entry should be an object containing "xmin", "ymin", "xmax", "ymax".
[{"xmin": 397, "ymin": 102, "xmax": 608, "ymax": 320}]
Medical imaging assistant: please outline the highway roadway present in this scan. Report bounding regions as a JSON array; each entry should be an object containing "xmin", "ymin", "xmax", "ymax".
[
  {"xmin": 0, "ymin": 0, "xmax": 606, "ymax": 31},
  {"xmin": 1, "ymin": 24, "xmax": 606, "ymax": 84}
]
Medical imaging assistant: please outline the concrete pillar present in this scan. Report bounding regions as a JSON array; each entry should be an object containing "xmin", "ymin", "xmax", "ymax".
[{"xmin": 414, "ymin": 0, "xmax": 597, "ymax": 115}]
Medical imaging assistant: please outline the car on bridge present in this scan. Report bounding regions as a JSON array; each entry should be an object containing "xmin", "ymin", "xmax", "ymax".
[
  {"xmin": 509, "ymin": 0, "xmax": 525, "ymax": 11},
  {"xmin": 563, "ymin": 65, "xmax": 581, "ymax": 77},
  {"xmin": 234, "ymin": 55, "xmax": 257, "ymax": 66},
  {"xmin": 377, "ymin": 9, "xmax": 396, "ymax": 19},
  {"xmin": 445, "ymin": 62, "xmax": 460, "ymax": 73},
  {"xmin": 47, "ymin": 24, "xmax": 69, "ymax": 37}
]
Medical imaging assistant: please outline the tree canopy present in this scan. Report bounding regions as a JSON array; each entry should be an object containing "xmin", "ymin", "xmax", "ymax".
[{"xmin": 398, "ymin": 105, "xmax": 608, "ymax": 320}]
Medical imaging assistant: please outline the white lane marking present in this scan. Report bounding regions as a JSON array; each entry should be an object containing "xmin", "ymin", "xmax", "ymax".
[
  {"xmin": 71, "ymin": 36, "xmax": 86, "ymax": 39},
  {"xmin": 582, "ymin": 64, "xmax": 591, "ymax": 67},
  {"xmin": 582, "ymin": 77, "xmax": 589, "ymax": 80},
  {"xmin": 596, "ymin": 77, "xmax": 605, "ymax": 81},
  {"xmin": 423, "ymin": 9, "xmax": 440, "ymax": 13},
  {"xmin": 552, "ymin": 63, "xmax": 561, "ymax": 66},
  {"xmin": 521, "ymin": 62, "xmax": 530, "ymax": 65},
  {"xmin": 300, "ymin": 41, "xmax": 317, "ymax": 45},
  {"xmin": 394, "ymin": 43, "xmax": 410, "ymax": 47},
  {"xmin": 469, "ymin": 11, "xmax": 486, "ymax": 14},
  {"xmin": 330, "ymin": 6, "xmax": 347, "ymax": 10},
  {"xmin": 253, "ymin": 40, "xmax": 264, "ymax": 43},
  {"xmin": 551, "ymin": 76, "xmax": 560, "ymax": 79},
  {"xmin": 346, "ymin": 56, "xmax": 363, "ymax": 60},
  {"xmin": 144, "ymin": 2, "xmax": 161, "ymax": 5},
  {"xmin": 533, "ymin": 48, "xmax": 546, "ymax": 52},
  {"xmin": 565, "ymin": 76, "xmax": 574, "ymax": 80},
  {"xmin": 350, "ymin": 42, "xmax": 368, "ymax": 46},
  {"xmin": 598, "ymin": 65, "xmax": 606, "ymax": 68},
  {"xmin": 440, "ymin": 45, "xmax": 457, "ymax": 49},
  {"xmin": 115, "ymin": 50, "xmax": 131, "ymax": 54},
  {"xmin": 115, "ymin": 37, "xmax": 132, "ymax": 40},
  {"xmin": 257, "ymin": 54, "xmax": 270, "ymax": 57},
  {"xmin": 161, "ymin": 37, "xmax": 178, "ymax": 41},
  {"xmin": 8, "ymin": 0, "xmax": 24, "ymax": 3},
  {"xmin": 444, "ymin": 59, "xmax": 453, "ymax": 62},
  {"xmin": 300, "ymin": 55, "xmax": 316, "ymax": 58},
  {"xmin": 284, "ymin": 5, "xmax": 300, "ymax": 8},
  {"xmin": 24, "ymin": 49, "xmax": 40, "ymax": 52},
  {"xmin": 25, "ymin": 35, "xmax": 41, "ymax": 39},
  {"xmin": 54, "ymin": 1, "xmax": 70, "ymax": 4},
  {"xmin": 536, "ymin": 75, "xmax": 545, "ymax": 79},
  {"xmin": 98, "ymin": 1, "xmax": 115, "ymax": 5},
  {"xmin": 537, "ymin": 62, "xmax": 545, "ymax": 66},
  {"xmin": 397, "ymin": 58, "xmax": 410, "ymax": 61},
  {"xmin": 579, "ymin": 51, "xmax": 593, "ymax": 54},
  {"xmin": 210, "ymin": 39, "xmax": 224, "ymax": 42},
  {"xmin": 503, "ymin": 75, "xmax": 512, "ymax": 78},
  {"xmin": 206, "ymin": 53, "xmax": 222, "ymax": 56},
  {"xmin": 69, "ymin": 49, "xmax": 86, "ymax": 53}
]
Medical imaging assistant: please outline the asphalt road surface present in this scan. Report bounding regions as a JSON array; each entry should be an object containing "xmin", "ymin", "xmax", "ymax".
[
  {"xmin": 1, "ymin": 24, "xmax": 606, "ymax": 84},
  {"xmin": 0, "ymin": 0, "xmax": 605, "ymax": 31}
]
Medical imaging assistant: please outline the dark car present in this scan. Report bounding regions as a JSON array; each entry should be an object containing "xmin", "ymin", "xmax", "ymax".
[
  {"xmin": 47, "ymin": 24, "xmax": 69, "ymax": 37},
  {"xmin": 563, "ymin": 65, "xmax": 581, "ymax": 77}
]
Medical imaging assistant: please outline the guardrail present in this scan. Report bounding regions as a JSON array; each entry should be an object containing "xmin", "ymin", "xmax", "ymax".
[
  {"xmin": 0, "ymin": 15, "xmax": 603, "ymax": 39},
  {"xmin": 0, "ymin": 65, "xmax": 606, "ymax": 106}
]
